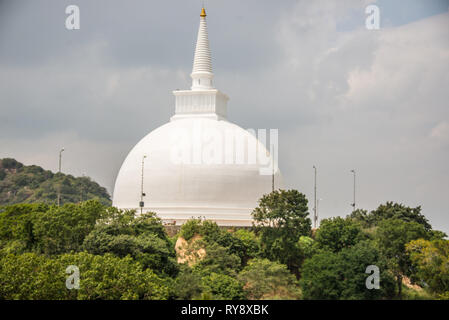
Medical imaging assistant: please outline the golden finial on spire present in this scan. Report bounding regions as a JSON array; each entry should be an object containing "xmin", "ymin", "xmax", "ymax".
[{"xmin": 200, "ymin": 7, "xmax": 206, "ymax": 17}]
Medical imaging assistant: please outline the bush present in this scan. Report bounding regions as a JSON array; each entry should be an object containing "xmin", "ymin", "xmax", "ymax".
[
  {"xmin": 33, "ymin": 200, "xmax": 106, "ymax": 255},
  {"xmin": 315, "ymin": 217, "xmax": 364, "ymax": 252},
  {"xmin": 193, "ymin": 242, "xmax": 241, "ymax": 277},
  {"xmin": 179, "ymin": 219, "xmax": 250, "ymax": 270},
  {"xmin": 233, "ymin": 229, "xmax": 260, "ymax": 263},
  {"xmin": 298, "ymin": 236, "xmax": 318, "ymax": 259},
  {"xmin": 1, "ymin": 158, "xmax": 23, "ymax": 170},
  {"xmin": 0, "ymin": 252, "xmax": 66, "ymax": 299},
  {"xmin": 0, "ymin": 252, "xmax": 169, "ymax": 300},
  {"xmin": 179, "ymin": 219, "xmax": 221, "ymax": 241},
  {"xmin": 179, "ymin": 219, "xmax": 202, "ymax": 241},
  {"xmin": 300, "ymin": 241, "xmax": 396, "ymax": 300},
  {"xmin": 201, "ymin": 272, "xmax": 244, "ymax": 300},
  {"xmin": 83, "ymin": 210, "xmax": 178, "ymax": 277},
  {"xmin": 252, "ymin": 190, "xmax": 312, "ymax": 276},
  {"xmin": 238, "ymin": 258, "xmax": 301, "ymax": 300},
  {"xmin": 375, "ymin": 218, "xmax": 429, "ymax": 297},
  {"xmin": 169, "ymin": 265, "xmax": 203, "ymax": 300},
  {"xmin": 348, "ymin": 202, "xmax": 432, "ymax": 230},
  {"xmin": 58, "ymin": 252, "xmax": 169, "ymax": 300},
  {"xmin": 0, "ymin": 203, "xmax": 49, "ymax": 250},
  {"xmin": 406, "ymin": 239, "xmax": 449, "ymax": 294}
]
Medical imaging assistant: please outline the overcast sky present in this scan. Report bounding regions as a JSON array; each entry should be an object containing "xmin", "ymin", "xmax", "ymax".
[{"xmin": 1, "ymin": 0, "xmax": 448, "ymax": 233}]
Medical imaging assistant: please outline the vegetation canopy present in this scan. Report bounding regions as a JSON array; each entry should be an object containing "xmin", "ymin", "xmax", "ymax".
[
  {"xmin": 0, "ymin": 158, "xmax": 111, "ymax": 206},
  {"xmin": 0, "ymin": 176, "xmax": 447, "ymax": 300}
]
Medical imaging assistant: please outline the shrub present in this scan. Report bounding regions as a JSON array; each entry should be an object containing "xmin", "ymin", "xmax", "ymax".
[
  {"xmin": 0, "ymin": 252, "xmax": 169, "ymax": 300},
  {"xmin": 201, "ymin": 272, "xmax": 244, "ymax": 300},
  {"xmin": 238, "ymin": 258, "xmax": 301, "ymax": 300}
]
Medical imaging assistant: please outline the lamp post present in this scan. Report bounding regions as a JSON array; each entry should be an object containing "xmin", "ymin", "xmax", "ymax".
[
  {"xmin": 313, "ymin": 165, "xmax": 317, "ymax": 229},
  {"xmin": 139, "ymin": 155, "xmax": 147, "ymax": 214},
  {"xmin": 350, "ymin": 169, "xmax": 356, "ymax": 211},
  {"xmin": 271, "ymin": 144, "xmax": 275, "ymax": 192},
  {"xmin": 57, "ymin": 148, "xmax": 64, "ymax": 206},
  {"xmin": 317, "ymin": 198, "xmax": 322, "ymax": 226}
]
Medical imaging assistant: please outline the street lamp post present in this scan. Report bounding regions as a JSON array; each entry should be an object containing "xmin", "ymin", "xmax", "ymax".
[
  {"xmin": 57, "ymin": 148, "xmax": 64, "ymax": 207},
  {"xmin": 313, "ymin": 165, "xmax": 317, "ymax": 229},
  {"xmin": 350, "ymin": 169, "xmax": 356, "ymax": 211},
  {"xmin": 139, "ymin": 155, "xmax": 147, "ymax": 214},
  {"xmin": 317, "ymin": 198, "xmax": 322, "ymax": 226},
  {"xmin": 271, "ymin": 144, "xmax": 275, "ymax": 192}
]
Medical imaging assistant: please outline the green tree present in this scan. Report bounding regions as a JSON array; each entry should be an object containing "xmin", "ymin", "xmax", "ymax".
[
  {"xmin": 83, "ymin": 210, "xmax": 178, "ymax": 277},
  {"xmin": 428, "ymin": 230, "xmax": 448, "ymax": 241},
  {"xmin": 193, "ymin": 242, "xmax": 241, "ymax": 277},
  {"xmin": 297, "ymin": 236, "xmax": 319, "ymax": 259},
  {"xmin": 58, "ymin": 252, "xmax": 169, "ymax": 300},
  {"xmin": 238, "ymin": 258, "xmax": 301, "ymax": 300},
  {"xmin": 201, "ymin": 272, "xmax": 244, "ymax": 300},
  {"xmin": 406, "ymin": 239, "xmax": 449, "ymax": 294},
  {"xmin": 300, "ymin": 241, "xmax": 395, "ymax": 300},
  {"xmin": 375, "ymin": 218, "xmax": 429, "ymax": 298},
  {"xmin": 169, "ymin": 265, "xmax": 203, "ymax": 300},
  {"xmin": 252, "ymin": 189, "xmax": 312, "ymax": 275},
  {"xmin": 233, "ymin": 229, "xmax": 260, "ymax": 264},
  {"xmin": 33, "ymin": 200, "xmax": 105, "ymax": 255},
  {"xmin": 315, "ymin": 217, "xmax": 364, "ymax": 252},
  {"xmin": 349, "ymin": 202, "xmax": 432, "ymax": 230},
  {"xmin": 179, "ymin": 219, "xmax": 257, "ymax": 268},
  {"xmin": 179, "ymin": 219, "xmax": 222, "ymax": 242},
  {"xmin": 338, "ymin": 241, "xmax": 396, "ymax": 299},
  {"xmin": 0, "ymin": 203, "xmax": 49, "ymax": 252},
  {"xmin": 0, "ymin": 251, "xmax": 169, "ymax": 300},
  {"xmin": 211, "ymin": 231, "xmax": 248, "ymax": 266},
  {"xmin": 347, "ymin": 209, "xmax": 370, "ymax": 228},
  {"xmin": 0, "ymin": 158, "xmax": 111, "ymax": 206},
  {"xmin": 299, "ymin": 250, "xmax": 342, "ymax": 299},
  {"xmin": 179, "ymin": 219, "xmax": 203, "ymax": 241},
  {"xmin": 0, "ymin": 252, "xmax": 66, "ymax": 299}
]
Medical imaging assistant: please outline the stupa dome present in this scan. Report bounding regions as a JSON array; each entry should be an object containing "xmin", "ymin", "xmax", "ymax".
[{"xmin": 112, "ymin": 8, "xmax": 283, "ymax": 226}]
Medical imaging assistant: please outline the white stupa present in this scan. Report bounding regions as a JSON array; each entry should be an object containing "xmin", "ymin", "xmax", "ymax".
[{"xmin": 113, "ymin": 8, "xmax": 283, "ymax": 226}]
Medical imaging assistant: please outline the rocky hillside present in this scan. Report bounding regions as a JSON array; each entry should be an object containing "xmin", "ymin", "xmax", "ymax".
[{"xmin": 0, "ymin": 158, "xmax": 111, "ymax": 206}]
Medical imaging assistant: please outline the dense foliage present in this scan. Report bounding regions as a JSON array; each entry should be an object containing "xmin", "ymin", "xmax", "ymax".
[
  {"xmin": 406, "ymin": 239, "xmax": 449, "ymax": 296},
  {"xmin": 238, "ymin": 258, "xmax": 301, "ymax": 299},
  {"xmin": 374, "ymin": 219, "xmax": 429, "ymax": 298},
  {"xmin": 315, "ymin": 217, "xmax": 364, "ymax": 252},
  {"xmin": 300, "ymin": 241, "xmax": 396, "ymax": 299},
  {"xmin": 83, "ymin": 209, "xmax": 178, "ymax": 277},
  {"xmin": 252, "ymin": 189, "xmax": 311, "ymax": 276},
  {"xmin": 0, "ymin": 252, "xmax": 169, "ymax": 300},
  {"xmin": 348, "ymin": 202, "xmax": 432, "ymax": 231},
  {"xmin": 0, "ymin": 200, "xmax": 107, "ymax": 255},
  {"xmin": 0, "ymin": 158, "xmax": 111, "ymax": 206},
  {"xmin": 0, "ymin": 185, "xmax": 447, "ymax": 300}
]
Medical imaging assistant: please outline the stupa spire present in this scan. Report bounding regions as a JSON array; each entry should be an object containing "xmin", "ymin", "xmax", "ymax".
[
  {"xmin": 171, "ymin": 7, "xmax": 228, "ymax": 122},
  {"xmin": 191, "ymin": 7, "xmax": 214, "ymax": 90}
]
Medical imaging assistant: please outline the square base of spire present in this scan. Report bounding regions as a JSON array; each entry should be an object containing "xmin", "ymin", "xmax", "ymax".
[{"xmin": 171, "ymin": 89, "xmax": 229, "ymax": 121}]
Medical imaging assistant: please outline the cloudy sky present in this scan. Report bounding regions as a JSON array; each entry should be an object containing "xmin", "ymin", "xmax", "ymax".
[{"xmin": 1, "ymin": 0, "xmax": 448, "ymax": 233}]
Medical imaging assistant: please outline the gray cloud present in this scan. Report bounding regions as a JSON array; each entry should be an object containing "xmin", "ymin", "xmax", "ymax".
[{"xmin": 0, "ymin": 0, "xmax": 448, "ymax": 233}]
